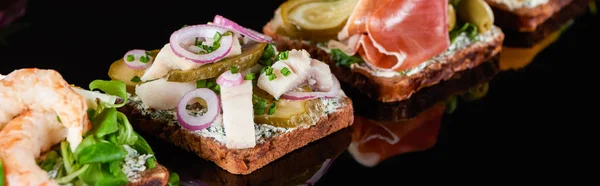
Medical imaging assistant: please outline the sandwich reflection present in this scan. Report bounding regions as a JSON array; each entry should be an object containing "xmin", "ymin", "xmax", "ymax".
[
  {"xmin": 150, "ymin": 127, "xmax": 351, "ymax": 186},
  {"xmin": 499, "ymin": 22, "xmax": 571, "ymax": 71},
  {"xmin": 348, "ymin": 103, "xmax": 445, "ymax": 167}
]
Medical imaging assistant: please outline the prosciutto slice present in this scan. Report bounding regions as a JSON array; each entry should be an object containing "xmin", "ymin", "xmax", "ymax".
[{"xmin": 338, "ymin": 0, "xmax": 449, "ymax": 72}]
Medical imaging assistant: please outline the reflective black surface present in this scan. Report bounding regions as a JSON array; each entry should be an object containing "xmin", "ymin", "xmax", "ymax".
[{"xmin": 1, "ymin": 0, "xmax": 599, "ymax": 184}]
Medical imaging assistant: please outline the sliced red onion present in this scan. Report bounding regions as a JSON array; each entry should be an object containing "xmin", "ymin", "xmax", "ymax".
[
  {"xmin": 213, "ymin": 15, "xmax": 272, "ymax": 43},
  {"xmin": 216, "ymin": 70, "xmax": 243, "ymax": 87},
  {"xmin": 170, "ymin": 24, "xmax": 234, "ymax": 64},
  {"xmin": 281, "ymin": 76, "xmax": 341, "ymax": 100},
  {"xmin": 177, "ymin": 88, "xmax": 221, "ymax": 131},
  {"xmin": 123, "ymin": 49, "xmax": 153, "ymax": 70}
]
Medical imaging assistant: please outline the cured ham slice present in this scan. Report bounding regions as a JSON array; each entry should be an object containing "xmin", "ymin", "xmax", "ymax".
[{"xmin": 338, "ymin": 0, "xmax": 450, "ymax": 72}]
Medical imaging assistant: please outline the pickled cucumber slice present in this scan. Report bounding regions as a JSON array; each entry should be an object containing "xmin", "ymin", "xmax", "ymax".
[
  {"xmin": 253, "ymin": 86, "xmax": 325, "ymax": 128},
  {"xmin": 108, "ymin": 49, "xmax": 159, "ymax": 94},
  {"xmin": 166, "ymin": 42, "xmax": 266, "ymax": 82},
  {"xmin": 280, "ymin": 0, "xmax": 358, "ymax": 42}
]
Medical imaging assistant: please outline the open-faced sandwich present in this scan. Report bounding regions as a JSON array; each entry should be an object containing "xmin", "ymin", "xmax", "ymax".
[
  {"xmin": 109, "ymin": 15, "xmax": 354, "ymax": 175},
  {"xmin": 484, "ymin": 0, "xmax": 591, "ymax": 47},
  {"xmin": 263, "ymin": 0, "xmax": 504, "ymax": 104},
  {"xmin": 0, "ymin": 69, "xmax": 176, "ymax": 186}
]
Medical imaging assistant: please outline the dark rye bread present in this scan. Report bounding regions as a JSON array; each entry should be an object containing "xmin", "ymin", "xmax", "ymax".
[
  {"xmin": 263, "ymin": 23, "xmax": 504, "ymax": 103},
  {"xmin": 487, "ymin": 0, "xmax": 589, "ymax": 47},
  {"xmin": 346, "ymin": 56, "xmax": 500, "ymax": 121},
  {"xmin": 151, "ymin": 128, "xmax": 351, "ymax": 186},
  {"xmin": 119, "ymin": 97, "xmax": 354, "ymax": 175},
  {"xmin": 127, "ymin": 164, "xmax": 170, "ymax": 186}
]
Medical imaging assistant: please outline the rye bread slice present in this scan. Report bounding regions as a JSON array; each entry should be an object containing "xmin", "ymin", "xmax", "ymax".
[
  {"xmin": 118, "ymin": 97, "xmax": 354, "ymax": 175},
  {"xmin": 263, "ymin": 23, "xmax": 504, "ymax": 103},
  {"xmin": 346, "ymin": 56, "xmax": 500, "ymax": 121},
  {"xmin": 126, "ymin": 164, "xmax": 170, "ymax": 186},
  {"xmin": 487, "ymin": 0, "xmax": 589, "ymax": 47}
]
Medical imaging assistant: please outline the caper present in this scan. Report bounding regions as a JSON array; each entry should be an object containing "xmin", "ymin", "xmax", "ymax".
[
  {"xmin": 448, "ymin": 4, "xmax": 457, "ymax": 31},
  {"xmin": 456, "ymin": 0, "xmax": 495, "ymax": 33}
]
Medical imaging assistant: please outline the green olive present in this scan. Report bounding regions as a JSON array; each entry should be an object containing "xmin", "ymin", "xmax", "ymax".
[
  {"xmin": 456, "ymin": 0, "xmax": 495, "ymax": 33},
  {"xmin": 448, "ymin": 4, "xmax": 457, "ymax": 31},
  {"xmin": 165, "ymin": 42, "xmax": 267, "ymax": 82},
  {"xmin": 461, "ymin": 82, "xmax": 489, "ymax": 101}
]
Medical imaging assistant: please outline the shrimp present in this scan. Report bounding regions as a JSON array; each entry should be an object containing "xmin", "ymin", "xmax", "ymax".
[
  {"xmin": 0, "ymin": 111, "xmax": 65, "ymax": 186},
  {"xmin": 0, "ymin": 68, "xmax": 90, "ymax": 152}
]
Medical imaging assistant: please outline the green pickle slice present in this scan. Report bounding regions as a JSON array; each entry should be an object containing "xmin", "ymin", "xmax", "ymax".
[
  {"xmin": 166, "ymin": 42, "xmax": 267, "ymax": 82},
  {"xmin": 253, "ymin": 86, "xmax": 325, "ymax": 128},
  {"xmin": 280, "ymin": 0, "xmax": 358, "ymax": 42},
  {"xmin": 108, "ymin": 49, "xmax": 159, "ymax": 94}
]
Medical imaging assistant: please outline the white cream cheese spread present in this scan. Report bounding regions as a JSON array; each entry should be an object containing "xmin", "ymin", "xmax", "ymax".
[
  {"xmin": 487, "ymin": 0, "xmax": 549, "ymax": 10},
  {"xmin": 128, "ymin": 96, "xmax": 343, "ymax": 144}
]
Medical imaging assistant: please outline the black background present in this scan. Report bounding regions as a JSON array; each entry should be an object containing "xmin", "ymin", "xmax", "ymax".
[{"xmin": 1, "ymin": 0, "xmax": 599, "ymax": 184}]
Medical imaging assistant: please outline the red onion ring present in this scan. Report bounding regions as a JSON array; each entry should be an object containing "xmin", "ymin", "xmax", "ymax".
[
  {"xmin": 177, "ymin": 88, "xmax": 221, "ymax": 131},
  {"xmin": 216, "ymin": 70, "xmax": 243, "ymax": 87},
  {"xmin": 169, "ymin": 24, "xmax": 234, "ymax": 64},
  {"xmin": 213, "ymin": 15, "xmax": 272, "ymax": 43},
  {"xmin": 123, "ymin": 49, "xmax": 153, "ymax": 70},
  {"xmin": 281, "ymin": 75, "xmax": 341, "ymax": 100}
]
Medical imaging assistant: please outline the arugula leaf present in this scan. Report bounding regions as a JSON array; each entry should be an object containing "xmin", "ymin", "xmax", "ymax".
[
  {"xmin": 74, "ymin": 135, "xmax": 100, "ymax": 157},
  {"xmin": 80, "ymin": 163, "xmax": 128, "ymax": 186},
  {"xmin": 115, "ymin": 112, "xmax": 138, "ymax": 146},
  {"xmin": 330, "ymin": 48, "xmax": 363, "ymax": 68},
  {"xmin": 90, "ymin": 107, "xmax": 119, "ymax": 138},
  {"xmin": 76, "ymin": 143, "xmax": 127, "ymax": 164},
  {"xmin": 168, "ymin": 172, "xmax": 180, "ymax": 186},
  {"xmin": 39, "ymin": 151, "xmax": 60, "ymax": 171},
  {"xmin": 56, "ymin": 164, "xmax": 90, "ymax": 184},
  {"xmin": 131, "ymin": 131, "xmax": 157, "ymax": 168},
  {"xmin": 449, "ymin": 22, "xmax": 478, "ymax": 43},
  {"xmin": 89, "ymin": 80, "xmax": 128, "ymax": 108},
  {"xmin": 0, "ymin": 157, "xmax": 4, "ymax": 186}
]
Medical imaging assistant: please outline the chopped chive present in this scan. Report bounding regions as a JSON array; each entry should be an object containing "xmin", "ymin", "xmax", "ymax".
[
  {"xmin": 222, "ymin": 31, "xmax": 234, "ymax": 36},
  {"xmin": 268, "ymin": 102, "xmax": 277, "ymax": 115},
  {"xmin": 213, "ymin": 84, "xmax": 220, "ymax": 92},
  {"xmin": 276, "ymin": 51, "xmax": 289, "ymax": 61},
  {"xmin": 230, "ymin": 66, "xmax": 239, "ymax": 74},
  {"xmin": 280, "ymin": 67, "xmax": 291, "ymax": 77},
  {"xmin": 244, "ymin": 73, "xmax": 255, "ymax": 80},
  {"xmin": 130, "ymin": 76, "xmax": 141, "ymax": 83},
  {"xmin": 139, "ymin": 55, "xmax": 150, "ymax": 63},
  {"xmin": 268, "ymin": 74, "xmax": 276, "ymax": 81},
  {"xmin": 194, "ymin": 37, "xmax": 200, "ymax": 46},
  {"xmin": 265, "ymin": 66, "xmax": 274, "ymax": 75},
  {"xmin": 206, "ymin": 81, "xmax": 216, "ymax": 88},
  {"xmin": 126, "ymin": 55, "xmax": 135, "ymax": 62},
  {"xmin": 196, "ymin": 79, "xmax": 207, "ymax": 88},
  {"xmin": 252, "ymin": 94, "xmax": 259, "ymax": 100}
]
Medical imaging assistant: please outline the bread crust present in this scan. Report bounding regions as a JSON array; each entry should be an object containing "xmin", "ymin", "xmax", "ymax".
[
  {"xmin": 264, "ymin": 23, "xmax": 504, "ymax": 103},
  {"xmin": 127, "ymin": 164, "xmax": 170, "ymax": 186},
  {"xmin": 485, "ymin": 0, "xmax": 588, "ymax": 32},
  {"xmin": 490, "ymin": 0, "xmax": 589, "ymax": 47},
  {"xmin": 119, "ymin": 97, "xmax": 354, "ymax": 175}
]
